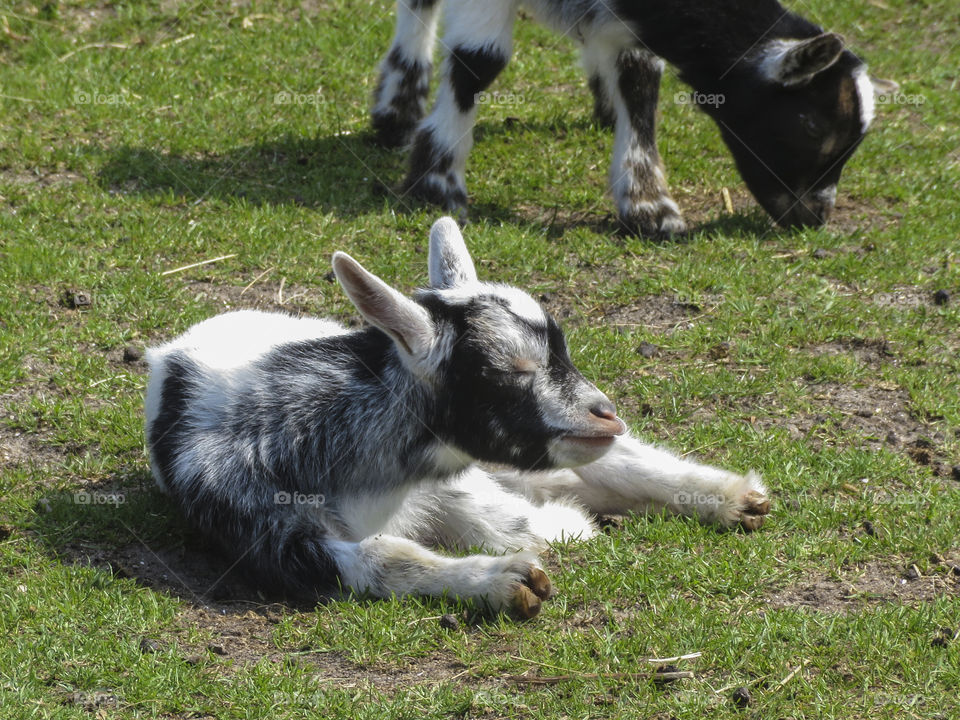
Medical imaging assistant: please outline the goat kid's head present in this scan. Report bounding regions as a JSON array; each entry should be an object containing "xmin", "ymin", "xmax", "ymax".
[
  {"xmin": 332, "ymin": 218, "xmax": 625, "ymax": 471},
  {"xmin": 710, "ymin": 33, "xmax": 879, "ymax": 228}
]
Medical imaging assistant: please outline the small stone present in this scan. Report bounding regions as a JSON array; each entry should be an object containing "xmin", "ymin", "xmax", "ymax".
[
  {"xmin": 709, "ymin": 341, "xmax": 732, "ymax": 359},
  {"xmin": 732, "ymin": 686, "xmax": 752, "ymax": 708},
  {"xmin": 933, "ymin": 289, "xmax": 950, "ymax": 305},
  {"xmin": 122, "ymin": 346, "xmax": 143, "ymax": 363},
  {"xmin": 931, "ymin": 628, "xmax": 956, "ymax": 648},
  {"xmin": 636, "ymin": 341, "xmax": 658, "ymax": 358},
  {"xmin": 812, "ymin": 248, "xmax": 829, "ymax": 259},
  {"xmin": 68, "ymin": 290, "xmax": 92, "ymax": 309},
  {"xmin": 139, "ymin": 638, "xmax": 161, "ymax": 653},
  {"xmin": 439, "ymin": 613, "xmax": 460, "ymax": 630},
  {"xmin": 862, "ymin": 520, "xmax": 877, "ymax": 537},
  {"xmin": 207, "ymin": 643, "xmax": 227, "ymax": 655}
]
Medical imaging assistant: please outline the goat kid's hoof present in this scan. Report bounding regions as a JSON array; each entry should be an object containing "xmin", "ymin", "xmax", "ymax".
[
  {"xmin": 511, "ymin": 567, "xmax": 553, "ymax": 620},
  {"xmin": 618, "ymin": 203, "xmax": 687, "ymax": 239},
  {"xmin": 370, "ymin": 112, "xmax": 418, "ymax": 149},
  {"xmin": 738, "ymin": 490, "xmax": 771, "ymax": 531},
  {"xmin": 403, "ymin": 172, "xmax": 467, "ymax": 215}
]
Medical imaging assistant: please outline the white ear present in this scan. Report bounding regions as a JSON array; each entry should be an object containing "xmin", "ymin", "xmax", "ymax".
[
  {"xmin": 332, "ymin": 252, "xmax": 434, "ymax": 360},
  {"xmin": 428, "ymin": 217, "xmax": 478, "ymax": 289},
  {"xmin": 762, "ymin": 33, "xmax": 845, "ymax": 86},
  {"xmin": 871, "ymin": 76, "xmax": 899, "ymax": 96}
]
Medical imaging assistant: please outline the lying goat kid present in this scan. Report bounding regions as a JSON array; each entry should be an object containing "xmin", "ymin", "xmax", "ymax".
[{"xmin": 146, "ymin": 218, "xmax": 770, "ymax": 617}]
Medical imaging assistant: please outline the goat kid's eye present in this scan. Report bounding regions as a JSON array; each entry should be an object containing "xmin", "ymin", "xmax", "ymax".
[
  {"xmin": 799, "ymin": 113, "xmax": 821, "ymax": 138},
  {"xmin": 481, "ymin": 366, "xmax": 537, "ymax": 381}
]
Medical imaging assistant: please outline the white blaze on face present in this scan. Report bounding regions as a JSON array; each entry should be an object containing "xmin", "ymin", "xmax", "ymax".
[{"xmin": 854, "ymin": 66, "xmax": 875, "ymax": 134}]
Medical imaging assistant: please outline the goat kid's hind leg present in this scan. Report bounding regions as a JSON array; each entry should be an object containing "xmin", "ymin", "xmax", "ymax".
[
  {"xmin": 390, "ymin": 468, "xmax": 597, "ymax": 554},
  {"xmin": 404, "ymin": 0, "xmax": 518, "ymax": 215},
  {"xmin": 334, "ymin": 535, "xmax": 552, "ymax": 619},
  {"xmin": 372, "ymin": 0, "xmax": 442, "ymax": 147},
  {"xmin": 605, "ymin": 45, "xmax": 686, "ymax": 237},
  {"xmin": 581, "ymin": 41, "xmax": 616, "ymax": 128}
]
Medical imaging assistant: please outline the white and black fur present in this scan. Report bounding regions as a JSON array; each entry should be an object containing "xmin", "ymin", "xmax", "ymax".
[
  {"xmin": 373, "ymin": 0, "xmax": 882, "ymax": 236},
  {"xmin": 145, "ymin": 218, "xmax": 770, "ymax": 617}
]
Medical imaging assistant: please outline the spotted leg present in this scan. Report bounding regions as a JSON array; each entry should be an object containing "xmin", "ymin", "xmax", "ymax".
[
  {"xmin": 591, "ymin": 40, "xmax": 686, "ymax": 237},
  {"xmin": 372, "ymin": 0, "xmax": 443, "ymax": 147},
  {"xmin": 403, "ymin": 0, "xmax": 519, "ymax": 215}
]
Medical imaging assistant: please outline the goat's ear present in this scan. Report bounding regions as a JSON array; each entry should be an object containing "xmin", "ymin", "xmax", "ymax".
[
  {"xmin": 332, "ymin": 252, "xmax": 434, "ymax": 360},
  {"xmin": 428, "ymin": 216, "xmax": 478, "ymax": 289},
  {"xmin": 871, "ymin": 76, "xmax": 899, "ymax": 97},
  {"xmin": 764, "ymin": 33, "xmax": 845, "ymax": 87}
]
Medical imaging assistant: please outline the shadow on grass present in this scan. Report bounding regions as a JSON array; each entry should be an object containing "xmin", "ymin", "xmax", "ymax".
[
  {"xmin": 95, "ymin": 127, "xmax": 775, "ymax": 241},
  {"xmin": 96, "ymin": 132, "xmax": 411, "ymax": 217},
  {"xmin": 31, "ymin": 478, "xmax": 299, "ymax": 612},
  {"xmin": 29, "ymin": 476, "xmax": 509, "ymax": 620}
]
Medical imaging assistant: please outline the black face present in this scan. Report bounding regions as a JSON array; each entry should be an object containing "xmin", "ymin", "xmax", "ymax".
[
  {"xmin": 431, "ymin": 298, "xmax": 589, "ymax": 471},
  {"xmin": 711, "ymin": 56, "xmax": 868, "ymax": 228}
]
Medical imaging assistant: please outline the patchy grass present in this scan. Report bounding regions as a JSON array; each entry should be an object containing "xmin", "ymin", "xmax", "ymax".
[{"xmin": 1, "ymin": 0, "xmax": 959, "ymax": 718}]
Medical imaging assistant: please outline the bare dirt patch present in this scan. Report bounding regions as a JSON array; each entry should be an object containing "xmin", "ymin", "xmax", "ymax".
[
  {"xmin": 604, "ymin": 294, "xmax": 722, "ymax": 333},
  {"xmin": 768, "ymin": 559, "xmax": 960, "ymax": 612},
  {"xmin": 808, "ymin": 338, "xmax": 899, "ymax": 367},
  {"xmin": 185, "ymin": 277, "xmax": 342, "ymax": 319}
]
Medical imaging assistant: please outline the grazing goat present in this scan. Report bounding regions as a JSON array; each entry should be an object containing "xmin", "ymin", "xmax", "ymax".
[
  {"xmin": 373, "ymin": 0, "xmax": 880, "ymax": 236},
  {"xmin": 145, "ymin": 218, "xmax": 770, "ymax": 617}
]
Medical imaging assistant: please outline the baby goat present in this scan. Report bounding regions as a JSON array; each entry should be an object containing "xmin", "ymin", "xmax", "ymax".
[
  {"xmin": 373, "ymin": 0, "xmax": 880, "ymax": 236},
  {"xmin": 146, "ymin": 218, "xmax": 770, "ymax": 617}
]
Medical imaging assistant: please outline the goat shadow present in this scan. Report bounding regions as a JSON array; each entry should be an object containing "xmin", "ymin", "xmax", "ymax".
[
  {"xmin": 95, "ymin": 126, "xmax": 773, "ymax": 240},
  {"xmin": 30, "ymin": 476, "xmax": 517, "ymax": 622}
]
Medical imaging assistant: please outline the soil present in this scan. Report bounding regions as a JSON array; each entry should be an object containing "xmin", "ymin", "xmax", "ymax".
[{"xmin": 767, "ymin": 558, "xmax": 960, "ymax": 613}]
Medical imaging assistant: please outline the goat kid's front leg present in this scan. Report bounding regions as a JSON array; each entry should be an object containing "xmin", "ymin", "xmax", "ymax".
[
  {"xmin": 605, "ymin": 46, "xmax": 686, "ymax": 237},
  {"xmin": 333, "ymin": 534, "xmax": 552, "ymax": 619},
  {"xmin": 572, "ymin": 433, "xmax": 770, "ymax": 529},
  {"xmin": 372, "ymin": 0, "xmax": 442, "ymax": 147},
  {"xmin": 496, "ymin": 434, "xmax": 770, "ymax": 530},
  {"xmin": 403, "ymin": 0, "xmax": 518, "ymax": 215}
]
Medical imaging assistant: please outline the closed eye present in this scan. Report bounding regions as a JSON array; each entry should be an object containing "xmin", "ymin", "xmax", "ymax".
[{"xmin": 799, "ymin": 113, "xmax": 822, "ymax": 138}]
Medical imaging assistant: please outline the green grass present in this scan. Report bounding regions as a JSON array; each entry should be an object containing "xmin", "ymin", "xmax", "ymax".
[{"xmin": 1, "ymin": 0, "xmax": 959, "ymax": 717}]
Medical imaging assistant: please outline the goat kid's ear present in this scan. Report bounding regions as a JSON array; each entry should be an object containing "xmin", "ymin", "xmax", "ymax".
[
  {"xmin": 764, "ymin": 33, "xmax": 845, "ymax": 87},
  {"xmin": 428, "ymin": 216, "xmax": 478, "ymax": 289},
  {"xmin": 870, "ymin": 76, "xmax": 900, "ymax": 97},
  {"xmin": 332, "ymin": 252, "xmax": 435, "ymax": 360}
]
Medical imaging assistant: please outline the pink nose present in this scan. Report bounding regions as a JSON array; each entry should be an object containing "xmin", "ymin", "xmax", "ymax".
[{"xmin": 589, "ymin": 401, "xmax": 627, "ymax": 436}]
